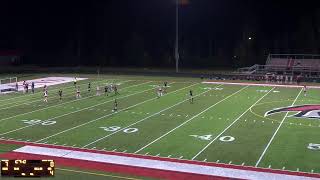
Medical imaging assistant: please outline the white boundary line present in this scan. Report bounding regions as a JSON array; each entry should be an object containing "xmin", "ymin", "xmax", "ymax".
[
  {"xmin": 1, "ymin": 138, "xmax": 318, "ymax": 176},
  {"xmin": 12, "ymin": 145, "xmax": 315, "ymax": 180},
  {"xmin": 255, "ymin": 88, "xmax": 303, "ymax": 167},
  {"xmin": 35, "ymin": 83, "xmax": 199, "ymax": 143},
  {"xmin": 0, "ymin": 80, "xmax": 145, "ymax": 123},
  {"xmin": 82, "ymin": 84, "xmax": 219, "ymax": 148},
  {"xmin": 191, "ymin": 87, "xmax": 276, "ymax": 160},
  {"xmin": 135, "ymin": 86, "xmax": 249, "ymax": 153},
  {"xmin": 0, "ymin": 79, "xmax": 130, "ymax": 110},
  {"xmin": 0, "ymin": 81, "xmax": 154, "ymax": 136}
]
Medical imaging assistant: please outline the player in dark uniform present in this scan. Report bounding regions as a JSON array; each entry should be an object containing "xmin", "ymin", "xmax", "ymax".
[
  {"xmin": 113, "ymin": 99, "xmax": 118, "ymax": 112},
  {"xmin": 163, "ymin": 82, "xmax": 168, "ymax": 94},
  {"xmin": 26, "ymin": 83, "xmax": 29, "ymax": 93},
  {"xmin": 58, "ymin": 89, "xmax": 63, "ymax": 101},
  {"xmin": 15, "ymin": 82, "xmax": 18, "ymax": 91},
  {"xmin": 22, "ymin": 81, "xmax": 26, "ymax": 93},
  {"xmin": 189, "ymin": 90, "xmax": 193, "ymax": 104},
  {"xmin": 88, "ymin": 82, "xmax": 91, "ymax": 92},
  {"xmin": 43, "ymin": 85, "xmax": 48, "ymax": 93},
  {"xmin": 104, "ymin": 85, "xmax": 109, "ymax": 96},
  {"xmin": 73, "ymin": 77, "xmax": 77, "ymax": 87},
  {"xmin": 31, "ymin": 82, "xmax": 35, "ymax": 94}
]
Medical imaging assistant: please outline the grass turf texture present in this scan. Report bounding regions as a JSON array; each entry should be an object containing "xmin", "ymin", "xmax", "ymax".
[{"xmin": 0, "ymin": 74, "xmax": 320, "ymax": 177}]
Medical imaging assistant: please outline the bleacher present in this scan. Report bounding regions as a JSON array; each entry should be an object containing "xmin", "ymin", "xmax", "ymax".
[
  {"xmin": 237, "ymin": 54, "xmax": 320, "ymax": 76},
  {"xmin": 266, "ymin": 54, "xmax": 320, "ymax": 71}
]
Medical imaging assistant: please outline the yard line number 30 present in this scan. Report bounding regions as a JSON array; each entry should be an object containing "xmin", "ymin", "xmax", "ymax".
[{"xmin": 100, "ymin": 126, "xmax": 139, "ymax": 134}]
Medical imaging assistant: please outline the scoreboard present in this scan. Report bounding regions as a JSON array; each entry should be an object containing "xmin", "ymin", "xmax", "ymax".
[{"xmin": 1, "ymin": 160, "xmax": 54, "ymax": 177}]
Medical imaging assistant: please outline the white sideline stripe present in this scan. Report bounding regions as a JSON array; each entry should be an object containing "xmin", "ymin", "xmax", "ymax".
[
  {"xmin": 135, "ymin": 86, "xmax": 248, "ymax": 153},
  {"xmin": 0, "ymin": 80, "xmax": 136, "ymax": 123},
  {"xmin": 0, "ymin": 81, "xmax": 153, "ymax": 136},
  {"xmin": 13, "ymin": 145, "xmax": 314, "ymax": 180},
  {"xmin": 255, "ymin": 88, "xmax": 303, "ymax": 167},
  {"xmin": 203, "ymin": 81, "xmax": 320, "ymax": 89},
  {"xmin": 35, "ymin": 82, "xmax": 196, "ymax": 143},
  {"xmin": 191, "ymin": 87, "xmax": 275, "ymax": 160},
  {"xmin": 82, "ymin": 83, "xmax": 204, "ymax": 148}
]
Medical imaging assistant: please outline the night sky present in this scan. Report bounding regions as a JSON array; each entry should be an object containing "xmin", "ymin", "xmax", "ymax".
[{"xmin": 1, "ymin": 0, "xmax": 320, "ymax": 67}]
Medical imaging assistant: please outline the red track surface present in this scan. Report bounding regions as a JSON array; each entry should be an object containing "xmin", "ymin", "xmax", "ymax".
[{"xmin": 0, "ymin": 140, "xmax": 319, "ymax": 180}]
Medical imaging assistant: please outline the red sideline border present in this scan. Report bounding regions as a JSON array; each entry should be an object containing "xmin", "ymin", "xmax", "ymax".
[
  {"xmin": 0, "ymin": 140, "xmax": 319, "ymax": 179},
  {"xmin": 0, "ymin": 152, "xmax": 230, "ymax": 180}
]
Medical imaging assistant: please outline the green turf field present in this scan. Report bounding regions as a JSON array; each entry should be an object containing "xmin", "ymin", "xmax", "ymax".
[{"xmin": 0, "ymin": 74, "xmax": 320, "ymax": 175}]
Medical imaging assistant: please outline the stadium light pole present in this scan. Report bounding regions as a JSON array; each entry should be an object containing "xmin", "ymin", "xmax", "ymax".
[{"xmin": 175, "ymin": 0, "xmax": 180, "ymax": 73}]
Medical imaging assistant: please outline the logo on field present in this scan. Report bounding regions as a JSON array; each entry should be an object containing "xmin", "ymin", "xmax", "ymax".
[{"xmin": 265, "ymin": 105, "xmax": 320, "ymax": 119}]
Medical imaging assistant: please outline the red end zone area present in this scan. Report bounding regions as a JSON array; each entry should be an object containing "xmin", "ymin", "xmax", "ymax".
[{"xmin": 0, "ymin": 140, "xmax": 319, "ymax": 180}]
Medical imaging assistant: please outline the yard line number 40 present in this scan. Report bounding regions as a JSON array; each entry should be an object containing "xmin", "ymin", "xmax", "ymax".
[{"xmin": 190, "ymin": 134, "xmax": 235, "ymax": 142}]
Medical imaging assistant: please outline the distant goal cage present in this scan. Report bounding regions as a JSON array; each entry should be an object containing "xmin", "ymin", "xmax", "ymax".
[{"xmin": 0, "ymin": 77, "xmax": 18, "ymax": 94}]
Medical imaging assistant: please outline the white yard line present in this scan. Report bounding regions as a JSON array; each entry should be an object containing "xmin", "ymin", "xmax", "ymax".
[
  {"xmin": 191, "ymin": 87, "xmax": 276, "ymax": 160},
  {"xmin": 0, "ymin": 80, "xmax": 143, "ymax": 123},
  {"xmin": 135, "ymin": 86, "xmax": 249, "ymax": 154},
  {"xmin": 0, "ymin": 79, "xmax": 130, "ymax": 110},
  {"xmin": 34, "ymin": 82, "xmax": 198, "ymax": 143},
  {"xmin": 82, "ymin": 83, "xmax": 214, "ymax": 148},
  {"xmin": 255, "ymin": 88, "xmax": 303, "ymax": 167},
  {"xmin": 0, "ymin": 81, "xmax": 154, "ymax": 136}
]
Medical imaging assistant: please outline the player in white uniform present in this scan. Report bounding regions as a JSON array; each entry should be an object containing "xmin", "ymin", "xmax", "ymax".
[
  {"xmin": 285, "ymin": 75, "xmax": 288, "ymax": 84},
  {"xmin": 303, "ymin": 85, "xmax": 307, "ymax": 97},
  {"xmin": 157, "ymin": 86, "xmax": 163, "ymax": 98},
  {"xmin": 112, "ymin": 99, "xmax": 118, "ymax": 112},
  {"xmin": 96, "ymin": 86, "xmax": 100, "ymax": 96},
  {"xmin": 43, "ymin": 90, "xmax": 48, "ymax": 102},
  {"xmin": 22, "ymin": 81, "xmax": 26, "ymax": 93},
  {"xmin": 265, "ymin": 74, "xmax": 268, "ymax": 83},
  {"xmin": 76, "ymin": 86, "xmax": 81, "ymax": 99}
]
